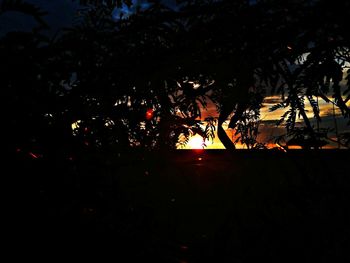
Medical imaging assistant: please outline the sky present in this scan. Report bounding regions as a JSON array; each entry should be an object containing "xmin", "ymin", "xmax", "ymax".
[{"xmin": 179, "ymin": 94, "xmax": 350, "ymax": 150}]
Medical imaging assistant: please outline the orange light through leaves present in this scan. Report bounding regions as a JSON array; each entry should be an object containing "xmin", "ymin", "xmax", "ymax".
[{"xmin": 146, "ymin": 109, "xmax": 154, "ymax": 120}]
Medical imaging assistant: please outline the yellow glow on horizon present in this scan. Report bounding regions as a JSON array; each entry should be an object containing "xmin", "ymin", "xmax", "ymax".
[{"xmin": 187, "ymin": 135, "xmax": 205, "ymax": 149}]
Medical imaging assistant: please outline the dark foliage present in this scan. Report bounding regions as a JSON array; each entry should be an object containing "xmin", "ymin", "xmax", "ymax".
[{"xmin": 2, "ymin": 0, "xmax": 350, "ymax": 153}]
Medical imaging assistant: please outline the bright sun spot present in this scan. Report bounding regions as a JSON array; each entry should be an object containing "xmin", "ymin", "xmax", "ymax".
[{"xmin": 187, "ymin": 135, "xmax": 205, "ymax": 149}]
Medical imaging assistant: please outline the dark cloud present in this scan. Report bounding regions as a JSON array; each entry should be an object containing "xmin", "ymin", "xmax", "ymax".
[{"xmin": 0, "ymin": 0, "xmax": 79, "ymax": 37}]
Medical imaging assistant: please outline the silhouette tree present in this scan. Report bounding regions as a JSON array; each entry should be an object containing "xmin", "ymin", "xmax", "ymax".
[{"xmin": 2, "ymin": 0, "xmax": 350, "ymax": 153}]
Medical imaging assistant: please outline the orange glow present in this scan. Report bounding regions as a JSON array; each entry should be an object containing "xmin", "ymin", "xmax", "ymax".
[
  {"xmin": 145, "ymin": 109, "xmax": 154, "ymax": 120},
  {"xmin": 287, "ymin": 145, "xmax": 303, "ymax": 149}
]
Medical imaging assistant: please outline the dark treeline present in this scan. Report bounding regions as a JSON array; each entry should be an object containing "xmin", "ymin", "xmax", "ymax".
[{"xmin": 2, "ymin": 0, "xmax": 350, "ymax": 156}]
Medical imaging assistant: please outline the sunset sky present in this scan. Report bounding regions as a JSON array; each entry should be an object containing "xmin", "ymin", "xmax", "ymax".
[{"xmin": 179, "ymin": 93, "xmax": 350, "ymax": 150}]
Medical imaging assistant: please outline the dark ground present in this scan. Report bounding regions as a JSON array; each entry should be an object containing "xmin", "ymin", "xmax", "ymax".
[{"xmin": 8, "ymin": 150, "xmax": 350, "ymax": 262}]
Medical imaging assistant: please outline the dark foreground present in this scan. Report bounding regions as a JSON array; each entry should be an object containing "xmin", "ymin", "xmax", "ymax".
[{"xmin": 10, "ymin": 150, "xmax": 350, "ymax": 262}]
